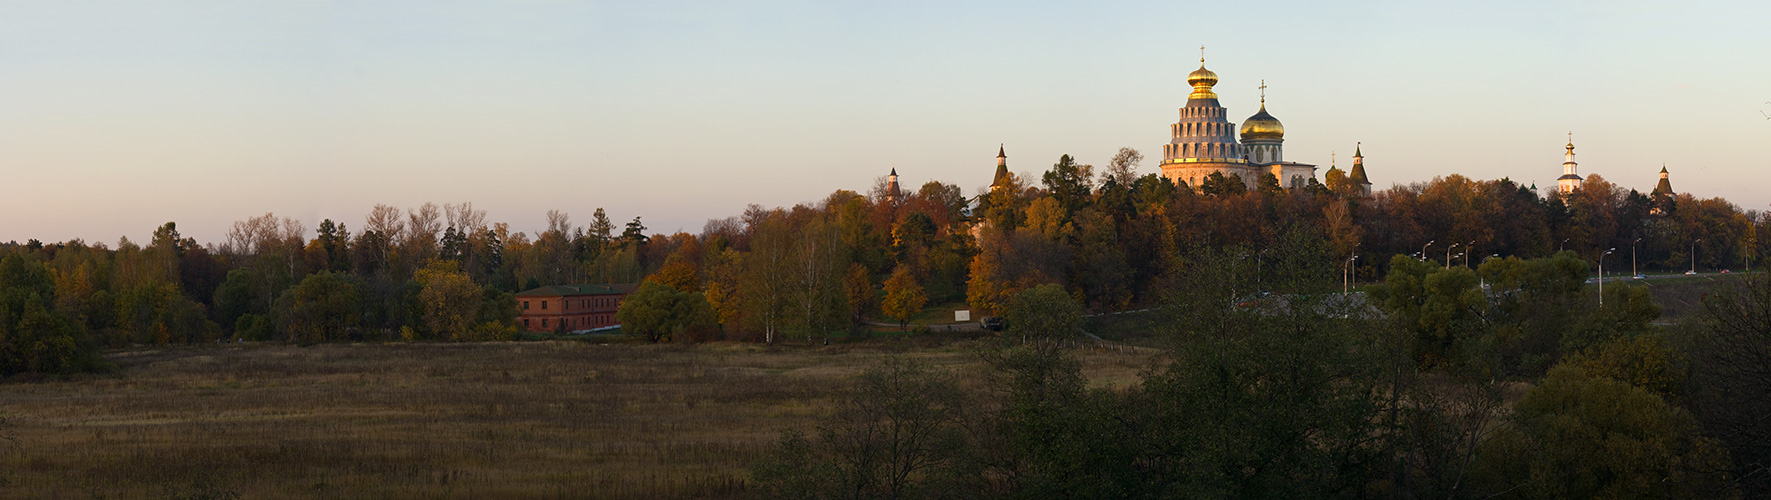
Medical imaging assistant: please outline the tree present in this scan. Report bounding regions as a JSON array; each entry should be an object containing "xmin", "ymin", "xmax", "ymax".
[
  {"xmin": 881, "ymin": 265, "xmax": 926, "ymax": 330},
  {"xmin": 843, "ymin": 263, "xmax": 873, "ymax": 325},
  {"xmin": 0, "ymin": 254, "xmax": 101, "ymax": 376},
  {"xmin": 1104, "ymin": 147, "xmax": 1144, "ymax": 187},
  {"xmin": 1041, "ymin": 154, "xmax": 1094, "ymax": 214},
  {"xmin": 615, "ymin": 281, "xmax": 715, "ymax": 343},
  {"xmin": 1687, "ymin": 272, "xmax": 1771, "ymax": 497},
  {"xmin": 739, "ymin": 211, "xmax": 794, "ymax": 343},
  {"xmin": 751, "ymin": 358, "xmax": 967, "ymax": 500},
  {"xmin": 1471, "ymin": 363, "xmax": 1733, "ymax": 499},
  {"xmin": 414, "ymin": 260, "xmax": 481, "ymax": 341},
  {"xmin": 1002, "ymin": 283, "xmax": 1082, "ymax": 341},
  {"xmin": 274, "ymin": 271, "xmax": 362, "ymax": 344},
  {"xmin": 622, "ymin": 216, "xmax": 649, "ymax": 248},
  {"xmin": 1199, "ymin": 171, "xmax": 1247, "ymax": 196}
]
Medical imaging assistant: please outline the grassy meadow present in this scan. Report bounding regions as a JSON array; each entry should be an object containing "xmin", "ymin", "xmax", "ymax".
[{"xmin": 0, "ymin": 338, "xmax": 1153, "ymax": 499}]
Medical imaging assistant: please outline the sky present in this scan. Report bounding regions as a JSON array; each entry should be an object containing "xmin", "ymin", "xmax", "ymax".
[{"xmin": 2, "ymin": 0, "xmax": 1767, "ymax": 244}]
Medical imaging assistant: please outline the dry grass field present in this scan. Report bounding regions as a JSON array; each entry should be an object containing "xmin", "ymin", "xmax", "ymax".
[{"xmin": 0, "ymin": 338, "xmax": 1154, "ymax": 499}]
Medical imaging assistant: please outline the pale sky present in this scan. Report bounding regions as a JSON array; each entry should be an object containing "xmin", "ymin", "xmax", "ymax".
[{"xmin": 2, "ymin": 0, "xmax": 1767, "ymax": 244}]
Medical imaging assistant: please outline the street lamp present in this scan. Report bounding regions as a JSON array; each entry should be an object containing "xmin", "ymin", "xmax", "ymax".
[
  {"xmin": 1421, "ymin": 240, "xmax": 1435, "ymax": 262},
  {"xmin": 1480, "ymin": 254, "xmax": 1500, "ymax": 289},
  {"xmin": 1560, "ymin": 238, "xmax": 1570, "ymax": 252},
  {"xmin": 1343, "ymin": 254, "xmax": 1360, "ymax": 294},
  {"xmin": 1445, "ymin": 242, "xmax": 1460, "ymax": 269},
  {"xmin": 1692, "ymin": 238, "xmax": 1702, "ymax": 274},
  {"xmin": 1632, "ymin": 237, "xmax": 1642, "ymax": 277},
  {"xmin": 1600, "ymin": 247, "xmax": 1615, "ymax": 306},
  {"xmin": 1465, "ymin": 241, "xmax": 1476, "ymax": 268}
]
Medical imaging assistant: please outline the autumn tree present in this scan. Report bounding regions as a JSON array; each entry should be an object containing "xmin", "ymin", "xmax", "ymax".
[
  {"xmin": 414, "ymin": 260, "xmax": 481, "ymax": 341},
  {"xmin": 791, "ymin": 217, "xmax": 847, "ymax": 344},
  {"xmin": 881, "ymin": 265, "xmax": 926, "ymax": 330},
  {"xmin": 739, "ymin": 210, "xmax": 794, "ymax": 343},
  {"xmin": 843, "ymin": 263, "xmax": 873, "ymax": 325}
]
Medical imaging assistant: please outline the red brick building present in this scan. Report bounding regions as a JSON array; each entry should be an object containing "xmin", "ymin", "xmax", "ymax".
[{"xmin": 515, "ymin": 284, "xmax": 638, "ymax": 333}]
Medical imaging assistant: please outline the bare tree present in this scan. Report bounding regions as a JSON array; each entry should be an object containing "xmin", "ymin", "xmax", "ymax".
[
  {"xmin": 405, "ymin": 203, "xmax": 442, "ymax": 262},
  {"xmin": 1105, "ymin": 147, "xmax": 1145, "ymax": 187},
  {"xmin": 445, "ymin": 202, "xmax": 487, "ymax": 234}
]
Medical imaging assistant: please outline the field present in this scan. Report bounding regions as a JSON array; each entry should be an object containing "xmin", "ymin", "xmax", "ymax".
[{"xmin": 0, "ymin": 338, "xmax": 1153, "ymax": 499}]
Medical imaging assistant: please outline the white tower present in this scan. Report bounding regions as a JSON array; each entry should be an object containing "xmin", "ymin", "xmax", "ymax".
[{"xmin": 1557, "ymin": 132, "xmax": 1583, "ymax": 194}]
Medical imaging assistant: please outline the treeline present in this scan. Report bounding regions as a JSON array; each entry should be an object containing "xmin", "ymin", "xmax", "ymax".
[
  {"xmin": 4, "ymin": 148, "xmax": 1768, "ymax": 368},
  {"xmin": 0, "ymin": 203, "xmax": 672, "ymax": 375},
  {"xmin": 624, "ymin": 149, "xmax": 1764, "ymax": 342},
  {"xmin": 751, "ymin": 232, "xmax": 1771, "ymax": 499}
]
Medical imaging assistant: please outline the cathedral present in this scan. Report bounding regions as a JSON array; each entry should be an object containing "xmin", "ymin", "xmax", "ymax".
[{"xmin": 1159, "ymin": 53, "xmax": 1320, "ymax": 191}]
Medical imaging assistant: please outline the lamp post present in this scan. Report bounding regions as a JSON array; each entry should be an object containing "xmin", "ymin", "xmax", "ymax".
[
  {"xmin": 1560, "ymin": 238, "xmax": 1570, "ymax": 252},
  {"xmin": 1632, "ymin": 237, "xmax": 1641, "ymax": 277},
  {"xmin": 1600, "ymin": 247, "xmax": 1615, "ymax": 306},
  {"xmin": 1465, "ymin": 241, "xmax": 1475, "ymax": 268},
  {"xmin": 1692, "ymin": 238, "xmax": 1701, "ymax": 274},
  {"xmin": 1421, "ymin": 240, "xmax": 1434, "ymax": 262},
  {"xmin": 1445, "ymin": 242, "xmax": 1460, "ymax": 269},
  {"xmin": 1480, "ymin": 254, "xmax": 1500, "ymax": 288},
  {"xmin": 1343, "ymin": 254, "xmax": 1360, "ymax": 294}
]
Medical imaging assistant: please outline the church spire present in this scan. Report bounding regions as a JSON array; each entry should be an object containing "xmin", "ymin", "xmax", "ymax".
[
  {"xmin": 992, "ymin": 145, "xmax": 1011, "ymax": 190},
  {"xmin": 1348, "ymin": 142, "xmax": 1372, "ymax": 196},
  {"xmin": 1557, "ymin": 132, "xmax": 1583, "ymax": 194}
]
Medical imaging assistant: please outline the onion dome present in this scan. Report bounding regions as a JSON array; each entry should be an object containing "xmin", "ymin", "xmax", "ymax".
[
  {"xmin": 1187, "ymin": 64, "xmax": 1219, "ymax": 100},
  {"xmin": 1239, "ymin": 104, "xmax": 1284, "ymax": 140}
]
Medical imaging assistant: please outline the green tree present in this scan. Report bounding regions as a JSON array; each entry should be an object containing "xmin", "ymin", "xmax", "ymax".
[
  {"xmin": 1199, "ymin": 171, "xmax": 1247, "ymax": 196},
  {"xmin": 615, "ymin": 281, "xmax": 715, "ymax": 343},
  {"xmin": 881, "ymin": 265, "xmax": 926, "ymax": 330},
  {"xmin": 274, "ymin": 271, "xmax": 363, "ymax": 344},
  {"xmin": 1687, "ymin": 272, "xmax": 1771, "ymax": 496},
  {"xmin": 1369, "ymin": 254, "xmax": 1484, "ymax": 369},
  {"xmin": 1472, "ymin": 363, "xmax": 1733, "ymax": 499},
  {"xmin": 1041, "ymin": 154, "xmax": 1093, "ymax": 214},
  {"xmin": 1003, "ymin": 283, "xmax": 1082, "ymax": 341},
  {"xmin": 0, "ymin": 254, "xmax": 101, "ymax": 376}
]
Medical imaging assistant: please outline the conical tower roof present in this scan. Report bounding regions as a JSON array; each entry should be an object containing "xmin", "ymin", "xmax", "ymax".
[{"xmin": 1348, "ymin": 143, "xmax": 1371, "ymax": 185}]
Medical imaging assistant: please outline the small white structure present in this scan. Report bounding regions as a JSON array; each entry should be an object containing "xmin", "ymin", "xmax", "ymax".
[{"xmin": 954, "ymin": 310, "xmax": 971, "ymax": 322}]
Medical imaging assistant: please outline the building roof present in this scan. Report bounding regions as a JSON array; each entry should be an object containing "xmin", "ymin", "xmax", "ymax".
[
  {"xmin": 1240, "ymin": 103, "xmax": 1284, "ymax": 141},
  {"xmin": 1349, "ymin": 164, "xmax": 1371, "ymax": 184},
  {"xmin": 515, "ymin": 283, "xmax": 639, "ymax": 297}
]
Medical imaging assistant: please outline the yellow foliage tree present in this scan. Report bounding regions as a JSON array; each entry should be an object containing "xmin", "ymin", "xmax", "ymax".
[
  {"xmin": 415, "ymin": 260, "xmax": 482, "ymax": 341},
  {"xmin": 881, "ymin": 266, "xmax": 926, "ymax": 330}
]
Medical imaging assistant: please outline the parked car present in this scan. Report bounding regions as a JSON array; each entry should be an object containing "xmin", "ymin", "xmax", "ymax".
[
  {"xmin": 1632, "ymin": 274, "xmax": 1646, "ymax": 280},
  {"xmin": 980, "ymin": 316, "xmax": 1005, "ymax": 332},
  {"xmin": 1686, "ymin": 270, "xmax": 1698, "ymax": 275}
]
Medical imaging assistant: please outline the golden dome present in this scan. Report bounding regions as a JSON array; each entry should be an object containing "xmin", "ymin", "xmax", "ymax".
[
  {"xmin": 1187, "ymin": 65, "xmax": 1218, "ymax": 87},
  {"xmin": 1240, "ymin": 104, "xmax": 1284, "ymax": 140},
  {"xmin": 1186, "ymin": 65, "xmax": 1219, "ymax": 100}
]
